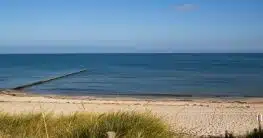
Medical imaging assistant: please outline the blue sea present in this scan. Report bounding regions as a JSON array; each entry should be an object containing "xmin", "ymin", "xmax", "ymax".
[{"xmin": 0, "ymin": 53, "xmax": 263, "ymax": 97}]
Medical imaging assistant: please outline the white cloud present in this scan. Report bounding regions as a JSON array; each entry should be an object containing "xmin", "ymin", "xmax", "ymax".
[{"xmin": 175, "ymin": 4, "xmax": 198, "ymax": 12}]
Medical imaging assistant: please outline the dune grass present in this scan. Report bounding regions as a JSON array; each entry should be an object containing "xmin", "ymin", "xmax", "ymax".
[
  {"xmin": 1, "ymin": 111, "xmax": 263, "ymax": 138},
  {"xmin": 244, "ymin": 128, "xmax": 263, "ymax": 138},
  {"xmin": 0, "ymin": 111, "xmax": 175, "ymax": 138}
]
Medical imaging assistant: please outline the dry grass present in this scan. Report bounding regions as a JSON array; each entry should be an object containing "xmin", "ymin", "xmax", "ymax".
[{"xmin": 0, "ymin": 111, "xmax": 176, "ymax": 138}]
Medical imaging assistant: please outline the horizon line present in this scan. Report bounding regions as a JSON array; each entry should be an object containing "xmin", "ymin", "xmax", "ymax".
[{"xmin": 0, "ymin": 52, "xmax": 263, "ymax": 55}]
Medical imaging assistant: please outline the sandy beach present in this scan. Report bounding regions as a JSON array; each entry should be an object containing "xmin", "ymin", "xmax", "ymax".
[{"xmin": 1, "ymin": 90, "xmax": 263, "ymax": 137}]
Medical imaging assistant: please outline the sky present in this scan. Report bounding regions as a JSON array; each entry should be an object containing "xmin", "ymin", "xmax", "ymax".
[{"xmin": 0, "ymin": 0, "xmax": 263, "ymax": 53}]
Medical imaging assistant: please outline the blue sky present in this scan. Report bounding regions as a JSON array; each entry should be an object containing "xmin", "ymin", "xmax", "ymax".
[{"xmin": 0, "ymin": 0, "xmax": 263, "ymax": 53}]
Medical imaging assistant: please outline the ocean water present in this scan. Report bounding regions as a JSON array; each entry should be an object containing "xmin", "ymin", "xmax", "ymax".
[{"xmin": 0, "ymin": 53, "xmax": 263, "ymax": 97}]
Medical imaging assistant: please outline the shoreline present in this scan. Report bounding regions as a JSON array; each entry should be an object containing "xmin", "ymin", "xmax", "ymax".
[
  {"xmin": 3, "ymin": 88, "xmax": 263, "ymax": 99},
  {"xmin": 1, "ymin": 89, "xmax": 263, "ymax": 136},
  {"xmin": 2, "ymin": 89, "xmax": 263, "ymax": 104}
]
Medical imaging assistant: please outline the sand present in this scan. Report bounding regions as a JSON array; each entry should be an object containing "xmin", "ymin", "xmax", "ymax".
[{"xmin": 1, "ymin": 91, "xmax": 263, "ymax": 136}]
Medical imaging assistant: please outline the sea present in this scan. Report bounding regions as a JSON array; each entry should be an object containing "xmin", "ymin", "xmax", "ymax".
[{"xmin": 0, "ymin": 53, "xmax": 263, "ymax": 97}]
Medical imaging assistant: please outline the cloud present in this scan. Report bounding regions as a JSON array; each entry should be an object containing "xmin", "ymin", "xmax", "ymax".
[{"xmin": 175, "ymin": 4, "xmax": 198, "ymax": 12}]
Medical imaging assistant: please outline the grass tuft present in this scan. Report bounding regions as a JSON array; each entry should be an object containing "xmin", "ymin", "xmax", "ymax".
[
  {"xmin": 245, "ymin": 128, "xmax": 263, "ymax": 138},
  {"xmin": 0, "ymin": 111, "xmax": 175, "ymax": 138}
]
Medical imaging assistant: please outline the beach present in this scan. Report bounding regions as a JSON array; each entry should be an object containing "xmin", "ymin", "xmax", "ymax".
[
  {"xmin": 1, "ymin": 90, "xmax": 263, "ymax": 137},
  {"xmin": 1, "ymin": 0, "xmax": 262, "ymax": 136}
]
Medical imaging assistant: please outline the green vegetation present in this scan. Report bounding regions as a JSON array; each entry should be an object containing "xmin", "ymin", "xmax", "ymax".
[
  {"xmin": 0, "ymin": 112, "xmax": 175, "ymax": 138},
  {"xmin": 244, "ymin": 128, "xmax": 263, "ymax": 138},
  {"xmin": 208, "ymin": 129, "xmax": 263, "ymax": 138},
  {"xmin": 1, "ymin": 111, "xmax": 262, "ymax": 138}
]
